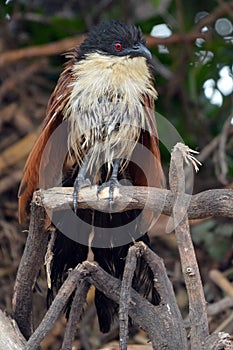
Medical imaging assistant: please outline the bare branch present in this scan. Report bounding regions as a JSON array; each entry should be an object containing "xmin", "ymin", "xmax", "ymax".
[
  {"xmin": 12, "ymin": 193, "xmax": 49, "ymax": 339},
  {"xmin": 25, "ymin": 266, "xmax": 87, "ymax": 350},
  {"xmin": 39, "ymin": 186, "xmax": 233, "ymax": 219},
  {"xmin": 119, "ymin": 246, "xmax": 138, "ymax": 350},
  {"xmin": 169, "ymin": 143, "xmax": 209, "ymax": 349},
  {"xmin": 84, "ymin": 260, "xmax": 187, "ymax": 350},
  {"xmin": 61, "ymin": 280, "xmax": 90, "ymax": 350}
]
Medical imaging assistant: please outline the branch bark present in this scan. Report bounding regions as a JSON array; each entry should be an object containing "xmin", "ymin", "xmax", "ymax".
[
  {"xmin": 20, "ymin": 254, "xmax": 187, "ymax": 350},
  {"xmin": 61, "ymin": 280, "xmax": 90, "ymax": 350},
  {"xmin": 39, "ymin": 186, "xmax": 233, "ymax": 219},
  {"xmin": 12, "ymin": 192, "xmax": 49, "ymax": 339},
  {"xmin": 11, "ymin": 142, "xmax": 233, "ymax": 349},
  {"xmin": 84, "ymin": 260, "xmax": 187, "ymax": 350},
  {"xmin": 0, "ymin": 310, "xmax": 26, "ymax": 350},
  {"xmin": 169, "ymin": 144, "xmax": 209, "ymax": 349},
  {"xmin": 119, "ymin": 246, "xmax": 137, "ymax": 350},
  {"xmin": 25, "ymin": 266, "xmax": 88, "ymax": 350}
]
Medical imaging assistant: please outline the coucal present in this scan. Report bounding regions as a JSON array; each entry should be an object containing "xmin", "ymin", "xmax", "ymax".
[{"xmin": 18, "ymin": 20, "xmax": 164, "ymax": 333}]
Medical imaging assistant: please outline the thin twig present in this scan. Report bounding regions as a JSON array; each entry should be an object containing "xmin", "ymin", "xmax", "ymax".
[
  {"xmin": 44, "ymin": 230, "xmax": 57, "ymax": 289},
  {"xmin": 169, "ymin": 143, "xmax": 209, "ymax": 349},
  {"xmin": 79, "ymin": 305, "xmax": 96, "ymax": 350},
  {"xmin": 207, "ymin": 297, "xmax": 233, "ymax": 317},
  {"xmin": 25, "ymin": 266, "xmax": 86, "ymax": 350},
  {"xmin": 61, "ymin": 280, "xmax": 90, "ymax": 350},
  {"xmin": 119, "ymin": 245, "xmax": 138, "ymax": 350}
]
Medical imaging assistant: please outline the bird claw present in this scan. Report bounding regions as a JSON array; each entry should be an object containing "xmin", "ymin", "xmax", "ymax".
[
  {"xmin": 73, "ymin": 177, "xmax": 91, "ymax": 213},
  {"xmin": 97, "ymin": 178, "xmax": 120, "ymax": 207}
]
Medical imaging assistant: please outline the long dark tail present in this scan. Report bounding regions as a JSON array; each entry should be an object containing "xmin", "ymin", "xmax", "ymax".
[
  {"xmin": 47, "ymin": 208, "xmax": 91, "ymax": 305},
  {"xmin": 92, "ymin": 209, "xmax": 160, "ymax": 333}
]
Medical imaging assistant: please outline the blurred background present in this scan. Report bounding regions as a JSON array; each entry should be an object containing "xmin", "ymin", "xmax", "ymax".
[{"xmin": 0, "ymin": 0, "xmax": 233, "ymax": 349}]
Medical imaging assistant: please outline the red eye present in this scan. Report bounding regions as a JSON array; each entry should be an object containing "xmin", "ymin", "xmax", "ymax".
[{"xmin": 115, "ymin": 42, "xmax": 123, "ymax": 51}]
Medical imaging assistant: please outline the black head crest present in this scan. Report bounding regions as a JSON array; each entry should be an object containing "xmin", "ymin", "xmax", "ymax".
[{"xmin": 78, "ymin": 20, "xmax": 151, "ymax": 60}]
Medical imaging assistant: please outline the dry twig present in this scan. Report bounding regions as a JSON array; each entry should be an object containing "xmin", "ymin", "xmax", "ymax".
[
  {"xmin": 169, "ymin": 143, "xmax": 209, "ymax": 349},
  {"xmin": 119, "ymin": 246, "xmax": 138, "ymax": 350}
]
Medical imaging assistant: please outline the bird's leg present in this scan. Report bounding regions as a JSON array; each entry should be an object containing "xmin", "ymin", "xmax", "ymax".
[
  {"xmin": 73, "ymin": 156, "xmax": 91, "ymax": 212},
  {"xmin": 98, "ymin": 159, "xmax": 120, "ymax": 204}
]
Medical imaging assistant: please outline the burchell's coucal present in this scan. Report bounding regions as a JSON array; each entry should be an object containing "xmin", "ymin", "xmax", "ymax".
[{"xmin": 18, "ymin": 20, "xmax": 164, "ymax": 333}]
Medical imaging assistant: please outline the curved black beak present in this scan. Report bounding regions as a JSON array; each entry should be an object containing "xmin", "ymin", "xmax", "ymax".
[{"xmin": 125, "ymin": 43, "xmax": 152, "ymax": 60}]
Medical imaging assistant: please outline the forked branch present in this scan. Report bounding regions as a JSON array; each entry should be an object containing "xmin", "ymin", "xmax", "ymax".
[{"xmin": 9, "ymin": 142, "xmax": 233, "ymax": 350}]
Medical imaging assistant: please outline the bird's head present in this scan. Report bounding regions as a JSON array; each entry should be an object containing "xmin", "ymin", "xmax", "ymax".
[{"xmin": 78, "ymin": 20, "xmax": 152, "ymax": 61}]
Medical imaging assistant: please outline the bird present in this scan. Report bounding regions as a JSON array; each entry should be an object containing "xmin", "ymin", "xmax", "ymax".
[{"xmin": 18, "ymin": 20, "xmax": 164, "ymax": 333}]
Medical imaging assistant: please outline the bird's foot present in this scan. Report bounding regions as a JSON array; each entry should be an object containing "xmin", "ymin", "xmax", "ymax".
[
  {"xmin": 73, "ymin": 177, "xmax": 91, "ymax": 213},
  {"xmin": 97, "ymin": 178, "xmax": 120, "ymax": 206}
]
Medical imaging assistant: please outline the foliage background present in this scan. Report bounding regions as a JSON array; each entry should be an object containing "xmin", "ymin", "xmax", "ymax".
[{"xmin": 0, "ymin": 0, "xmax": 232, "ymax": 349}]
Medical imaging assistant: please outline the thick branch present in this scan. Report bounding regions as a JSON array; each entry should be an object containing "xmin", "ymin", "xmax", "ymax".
[
  {"xmin": 84, "ymin": 261, "xmax": 186, "ymax": 350},
  {"xmin": 23, "ymin": 254, "xmax": 187, "ymax": 350},
  {"xmin": 135, "ymin": 241, "xmax": 188, "ymax": 349},
  {"xmin": 12, "ymin": 193, "xmax": 49, "ymax": 339},
  {"xmin": 39, "ymin": 186, "xmax": 233, "ymax": 219}
]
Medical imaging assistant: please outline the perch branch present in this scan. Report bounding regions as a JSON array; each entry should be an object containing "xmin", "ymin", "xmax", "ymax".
[{"xmin": 39, "ymin": 186, "xmax": 233, "ymax": 219}]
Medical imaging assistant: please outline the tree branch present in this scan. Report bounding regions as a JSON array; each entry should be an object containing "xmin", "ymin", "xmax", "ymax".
[
  {"xmin": 38, "ymin": 186, "xmax": 233, "ymax": 220},
  {"xmin": 84, "ymin": 260, "xmax": 187, "ymax": 350},
  {"xmin": 119, "ymin": 245, "xmax": 138, "ymax": 350},
  {"xmin": 168, "ymin": 143, "xmax": 209, "ymax": 349},
  {"xmin": 12, "ymin": 193, "xmax": 49, "ymax": 339},
  {"xmin": 25, "ymin": 266, "xmax": 87, "ymax": 350}
]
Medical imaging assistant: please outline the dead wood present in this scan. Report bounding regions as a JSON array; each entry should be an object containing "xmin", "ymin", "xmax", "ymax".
[
  {"xmin": 39, "ymin": 185, "xmax": 233, "ymax": 220},
  {"xmin": 12, "ymin": 193, "xmax": 49, "ymax": 339},
  {"xmin": 25, "ymin": 266, "xmax": 88, "ymax": 350},
  {"xmin": 9, "ymin": 142, "xmax": 233, "ymax": 349},
  {"xmin": 169, "ymin": 144, "xmax": 209, "ymax": 349},
  {"xmin": 84, "ymin": 260, "xmax": 187, "ymax": 350},
  {"xmin": 119, "ymin": 246, "xmax": 138, "ymax": 350},
  {"xmin": 61, "ymin": 279, "xmax": 90, "ymax": 350},
  {"xmin": 0, "ymin": 310, "xmax": 26, "ymax": 350}
]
